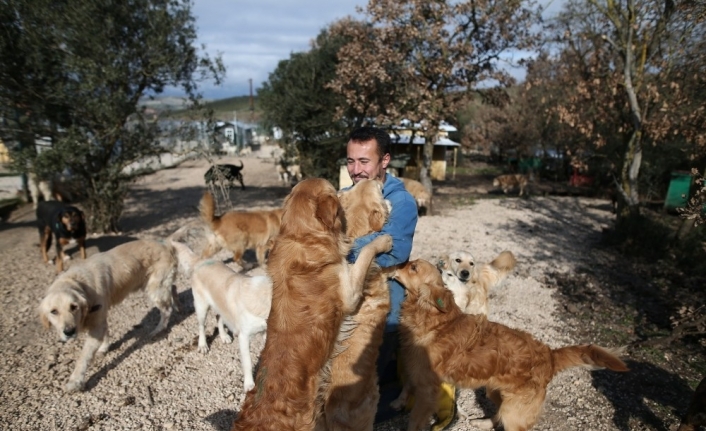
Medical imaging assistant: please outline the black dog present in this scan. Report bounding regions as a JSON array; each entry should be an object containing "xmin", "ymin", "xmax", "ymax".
[
  {"xmin": 204, "ymin": 161, "xmax": 245, "ymax": 190},
  {"xmin": 36, "ymin": 201, "xmax": 87, "ymax": 273}
]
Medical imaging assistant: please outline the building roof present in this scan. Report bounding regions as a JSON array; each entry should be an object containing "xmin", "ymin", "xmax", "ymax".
[{"xmin": 390, "ymin": 134, "xmax": 460, "ymax": 147}]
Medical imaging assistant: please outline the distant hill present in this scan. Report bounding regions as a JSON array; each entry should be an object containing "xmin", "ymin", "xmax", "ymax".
[{"xmin": 158, "ymin": 95, "xmax": 263, "ymax": 123}]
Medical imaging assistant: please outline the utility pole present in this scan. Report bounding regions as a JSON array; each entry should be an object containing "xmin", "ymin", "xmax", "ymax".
[{"xmin": 249, "ymin": 78, "xmax": 254, "ymax": 122}]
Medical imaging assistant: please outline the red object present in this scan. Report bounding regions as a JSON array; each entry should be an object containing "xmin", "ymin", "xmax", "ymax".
[{"xmin": 570, "ymin": 167, "xmax": 594, "ymax": 187}]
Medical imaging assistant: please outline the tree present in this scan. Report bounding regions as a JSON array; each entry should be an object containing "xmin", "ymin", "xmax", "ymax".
[
  {"xmin": 329, "ymin": 0, "xmax": 541, "ymax": 191},
  {"xmin": 541, "ymin": 0, "xmax": 706, "ymax": 220},
  {"xmin": 0, "ymin": 0, "xmax": 223, "ymax": 232},
  {"xmin": 258, "ymin": 25, "xmax": 357, "ymax": 186}
]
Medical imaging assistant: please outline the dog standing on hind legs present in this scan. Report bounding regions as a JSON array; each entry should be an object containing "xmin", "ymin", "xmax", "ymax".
[{"xmin": 392, "ymin": 258, "xmax": 628, "ymax": 431}]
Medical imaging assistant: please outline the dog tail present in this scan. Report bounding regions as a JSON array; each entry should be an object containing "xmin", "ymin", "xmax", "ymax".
[
  {"xmin": 490, "ymin": 251, "xmax": 516, "ymax": 275},
  {"xmin": 475, "ymin": 251, "xmax": 516, "ymax": 291},
  {"xmin": 237, "ymin": 159, "xmax": 243, "ymax": 168},
  {"xmin": 551, "ymin": 344, "xmax": 629, "ymax": 376},
  {"xmin": 168, "ymin": 239, "xmax": 200, "ymax": 276},
  {"xmin": 199, "ymin": 191, "xmax": 218, "ymax": 228}
]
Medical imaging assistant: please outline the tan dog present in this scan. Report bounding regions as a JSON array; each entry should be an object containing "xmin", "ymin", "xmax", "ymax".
[
  {"xmin": 38, "ymin": 239, "xmax": 178, "ymax": 392},
  {"xmin": 493, "ymin": 174, "xmax": 528, "ymax": 196},
  {"xmin": 199, "ymin": 191, "xmax": 283, "ymax": 268},
  {"xmin": 437, "ymin": 250, "xmax": 516, "ymax": 315},
  {"xmin": 316, "ymin": 179, "xmax": 392, "ymax": 431},
  {"xmin": 170, "ymin": 239, "xmax": 271, "ymax": 393},
  {"xmin": 392, "ymin": 259, "xmax": 628, "ymax": 431},
  {"xmin": 231, "ymin": 178, "xmax": 392, "ymax": 431},
  {"xmin": 401, "ymin": 177, "xmax": 432, "ymax": 215}
]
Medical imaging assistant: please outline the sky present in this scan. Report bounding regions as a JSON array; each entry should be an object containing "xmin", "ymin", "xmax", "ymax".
[
  {"xmin": 191, "ymin": 0, "xmax": 364, "ymax": 99},
  {"xmin": 190, "ymin": 0, "xmax": 564, "ymax": 100}
]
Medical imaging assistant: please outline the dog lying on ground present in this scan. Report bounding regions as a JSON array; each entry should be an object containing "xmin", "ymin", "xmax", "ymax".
[
  {"xmin": 36, "ymin": 201, "xmax": 87, "ymax": 273},
  {"xmin": 199, "ymin": 191, "xmax": 283, "ymax": 269},
  {"xmin": 493, "ymin": 174, "xmax": 529, "ymax": 196},
  {"xmin": 170, "ymin": 238, "xmax": 272, "ymax": 393},
  {"xmin": 231, "ymin": 178, "xmax": 392, "ymax": 431},
  {"xmin": 437, "ymin": 250, "xmax": 516, "ymax": 315},
  {"xmin": 391, "ymin": 258, "xmax": 628, "ymax": 431},
  {"xmin": 678, "ymin": 376, "xmax": 706, "ymax": 431},
  {"xmin": 38, "ymin": 239, "xmax": 178, "ymax": 392},
  {"xmin": 315, "ymin": 179, "xmax": 392, "ymax": 431},
  {"xmin": 401, "ymin": 177, "xmax": 432, "ymax": 216},
  {"xmin": 204, "ymin": 161, "xmax": 245, "ymax": 190}
]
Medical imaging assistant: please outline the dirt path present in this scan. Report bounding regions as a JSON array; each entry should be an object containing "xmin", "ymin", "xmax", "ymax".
[{"xmin": 0, "ymin": 150, "xmax": 661, "ymax": 430}]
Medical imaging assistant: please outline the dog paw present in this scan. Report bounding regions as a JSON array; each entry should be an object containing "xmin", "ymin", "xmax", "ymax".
[
  {"xmin": 220, "ymin": 333, "xmax": 233, "ymax": 344},
  {"xmin": 62, "ymin": 255, "xmax": 71, "ymax": 262},
  {"xmin": 374, "ymin": 234, "xmax": 393, "ymax": 253},
  {"xmin": 198, "ymin": 344, "xmax": 209, "ymax": 354},
  {"xmin": 243, "ymin": 380, "xmax": 255, "ymax": 393},
  {"xmin": 65, "ymin": 380, "xmax": 84, "ymax": 393}
]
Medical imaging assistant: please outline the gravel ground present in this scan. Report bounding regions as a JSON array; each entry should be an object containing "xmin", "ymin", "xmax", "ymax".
[{"xmin": 0, "ymin": 150, "xmax": 640, "ymax": 430}]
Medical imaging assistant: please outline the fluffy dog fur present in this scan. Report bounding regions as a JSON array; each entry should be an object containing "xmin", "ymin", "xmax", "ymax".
[
  {"xmin": 437, "ymin": 250, "xmax": 516, "ymax": 315},
  {"xmin": 315, "ymin": 179, "xmax": 392, "ymax": 431},
  {"xmin": 38, "ymin": 239, "xmax": 178, "ymax": 392},
  {"xmin": 204, "ymin": 161, "xmax": 245, "ymax": 190},
  {"xmin": 199, "ymin": 191, "xmax": 283, "ymax": 269},
  {"xmin": 401, "ymin": 177, "xmax": 432, "ymax": 216},
  {"xmin": 493, "ymin": 174, "xmax": 528, "ymax": 196},
  {"xmin": 36, "ymin": 201, "xmax": 87, "ymax": 273},
  {"xmin": 231, "ymin": 178, "xmax": 392, "ymax": 431},
  {"xmin": 170, "ymin": 239, "xmax": 271, "ymax": 392},
  {"xmin": 392, "ymin": 259, "xmax": 628, "ymax": 431},
  {"xmin": 678, "ymin": 376, "xmax": 706, "ymax": 431}
]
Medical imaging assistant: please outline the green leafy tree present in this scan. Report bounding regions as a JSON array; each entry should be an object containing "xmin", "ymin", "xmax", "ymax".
[
  {"xmin": 258, "ymin": 25, "xmax": 357, "ymax": 186},
  {"xmin": 0, "ymin": 0, "xmax": 224, "ymax": 232}
]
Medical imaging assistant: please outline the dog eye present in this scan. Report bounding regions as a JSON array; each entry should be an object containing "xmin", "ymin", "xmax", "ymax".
[
  {"xmin": 50, "ymin": 309, "xmax": 58, "ymax": 315},
  {"xmin": 69, "ymin": 304, "xmax": 78, "ymax": 312},
  {"xmin": 455, "ymin": 258, "xmax": 461, "ymax": 263}
]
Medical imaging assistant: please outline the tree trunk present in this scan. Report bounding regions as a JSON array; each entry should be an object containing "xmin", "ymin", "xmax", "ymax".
[
  {"xmin": 419, "ymin": 128, "xmax": 437, "ymax": 194},
  {"xmin": 617, "ymin": 130, "xmax": 643, "ymax": 220}
]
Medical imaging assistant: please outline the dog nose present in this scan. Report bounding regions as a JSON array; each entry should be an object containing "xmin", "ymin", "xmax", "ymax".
[
  {"xmin": 63, "ymin": 327, "xmax": 76, "ymax": 337},
  {"xmin": 460, "ymin": 270, "xmax": 470, "ymax": 279}
]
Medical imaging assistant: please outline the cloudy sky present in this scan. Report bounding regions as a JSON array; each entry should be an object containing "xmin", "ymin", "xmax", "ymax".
[
  {"xmin": 192, "ymin": 0, "xmax": 364, "ymax": 99},
  {"xmin": 190, "ymin": 0, "xmax": 563, "ymax": 100}
]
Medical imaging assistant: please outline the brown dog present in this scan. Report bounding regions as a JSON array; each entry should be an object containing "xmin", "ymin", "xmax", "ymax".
[
  {"xmin": 493, "ymin": 174, "xmax": 528, "ymax": 196},
  {"xmin": 678, "ymin": 376, "xmax": 706, "ymax": 431},
  {"xmin": 231, "ymin": 178, "xmax": 392, "ymax": 431},
  {"xmin": 38, "ymin": 239, "xmax": 178, "ymax": 392},
  {"xmin": 392, "ymin": 259, "xmax": 628, "ymax": 431},
  {"xmin": 315, "ymin": 179, "xmax": 392, "ymax": 431},
  {"xmin": 401, "ymin": 177, "xmax": 432, "ymax": 216},
  {"xmin": 36, "ymin": 201, "xmax": 87, "ymax": 273},
  {"xmin": 199, "ymin": 191, "xmax": 283, "ymax": 268}
]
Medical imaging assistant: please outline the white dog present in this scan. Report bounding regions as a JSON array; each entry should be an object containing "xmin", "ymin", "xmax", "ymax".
[
  {"xmin": 170, "ymin": 239, "xmax": 272, "ymax": 392},
  {"xmin": 38, "ymin": 239, "xmax": 178, "ymax": 392},
  {"xmin": 437, "ymin": 250, "xmax": 516, "ymax": 315}
]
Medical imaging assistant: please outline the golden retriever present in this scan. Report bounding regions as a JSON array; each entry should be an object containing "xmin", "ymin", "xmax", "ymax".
[
  {"xmin": 437, "ymin": 250, "xmax": 516, "ymax": 315},
  {"xmin": 38, "ymin": 239, "xmax": 178, "ymax": 392},
  {"xmin": 315, "ymin": 179, "xmax": 392, "ymax": 431},
  {"xmin": 401, "ymin": 177, "xmax": 432, "ymax": 216},
  {"xmin": 392, "ymin": 259, "xmax": 628, "ymax": 431},
  {"xmin": 231, "ymin": 178, "xmax": 392, "ymax": 431},
  {"xmin": 493, "ymin": 174, "xmax": 528, "ymax": 196},
  {"xmin": 170, "ymin": 239, "xmax": 272, "ymax": 393},
  {"xmin": 199, "ymin": 191, "xmax": 283, "ymax": 268}
]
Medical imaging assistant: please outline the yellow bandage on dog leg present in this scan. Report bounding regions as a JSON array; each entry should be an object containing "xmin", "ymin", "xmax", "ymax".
[{"xmin": 431, "ymin": 382, "xmax": 456, "ymax": 431}]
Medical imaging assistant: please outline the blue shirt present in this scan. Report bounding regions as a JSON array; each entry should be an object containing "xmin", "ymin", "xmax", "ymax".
[{"xmin": 346, "ymin": 174, "xmax": 418, "ymax": 330}]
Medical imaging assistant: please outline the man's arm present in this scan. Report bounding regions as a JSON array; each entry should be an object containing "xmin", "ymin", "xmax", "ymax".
[{"xmin": 347, "ymin": 190, "xmax": 417, "ymax": 268}]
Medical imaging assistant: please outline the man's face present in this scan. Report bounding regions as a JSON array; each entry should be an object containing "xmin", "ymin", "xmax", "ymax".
[{"xmin": 346, "ymin": 139, "xmax": 390, "ymax": 184}]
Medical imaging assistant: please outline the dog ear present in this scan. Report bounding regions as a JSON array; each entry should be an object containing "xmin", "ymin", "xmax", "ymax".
[
  {"xmin": 437, "ymin": 255, "xmax": 450, "ymax": 271},
  {"xmin": 419, "ymin": 283, "xmax": 449, "ymax": 313},
  {"xmin": 368, "ymin": 209, "xmax": 385, "ymax": 232},
  {"xmin": 39, "ymin": 308, "xmax": 50, "ymax": 329},
  {"xmin": 315, "ymin": 194, "xmax": 342, "ymax": 232}
]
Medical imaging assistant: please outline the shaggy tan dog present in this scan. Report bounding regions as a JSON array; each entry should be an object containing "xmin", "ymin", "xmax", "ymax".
[
  {"xmin": 437, "ymin": 250, "xmax": 516, "ymax": 315},
  {"xmin": 401, "ymin": 177, "xmax": 432, "ymax": 215},
  {"xmin": 492, "ymin": 174, "xmax": 529, "ymax": 196},
  {"xmin": 315, "ymin": 179, "xmax": 392, "ymax": 431},
  {"xmin": 392, "ymin": 259, "xmax": 628, "ymax": 431},
  {"xmin": 170, "ymin": 239, "xmax": 271, "ymax": 393},
  {"xmin": 38, "ymin": 239, "xmax": 178, "ymax": 392},
  {"xmin": 231, "ymin": 178, "xmax": 392, "ymax": 431},
  {"xmin": 199, "ymin": 191, "xmax": 283, "ymax": 268}
]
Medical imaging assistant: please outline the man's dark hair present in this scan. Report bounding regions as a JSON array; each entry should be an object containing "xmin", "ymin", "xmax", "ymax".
[{"xmin": 348, "ymin": 127, "xmax": 391, "ymax": 160}]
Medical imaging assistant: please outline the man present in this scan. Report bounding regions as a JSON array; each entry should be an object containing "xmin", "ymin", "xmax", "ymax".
[{"xmin": 345, "ymin": 126, "xmax": 418, "ymax": 422}]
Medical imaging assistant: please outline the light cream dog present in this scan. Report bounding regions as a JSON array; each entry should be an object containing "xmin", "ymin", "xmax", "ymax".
[
  {"xmin": 437, "ymin": 250, "xmax": 516, "ymax": 315},
  {"xmin": 401, "ymin": 177, "xmax": 432, "ymax": 215},
  {"xmin": 38, "ymin": 239, "xmax": 178, "ymax": 392},
  {"xmin": 170, "ymin": 239, "xmax": 271, "ymax": 392}
]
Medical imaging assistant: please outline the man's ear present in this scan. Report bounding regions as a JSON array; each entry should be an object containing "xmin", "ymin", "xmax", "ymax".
[{"xmin": 381, "ymin": 152, "xmax": 391, "ymax": 170}]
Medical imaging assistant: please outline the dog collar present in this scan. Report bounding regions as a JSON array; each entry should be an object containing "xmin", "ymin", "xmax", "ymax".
[{"xmin": 194, "ymin": 259, "xmax": 217, "ymax": 271}]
